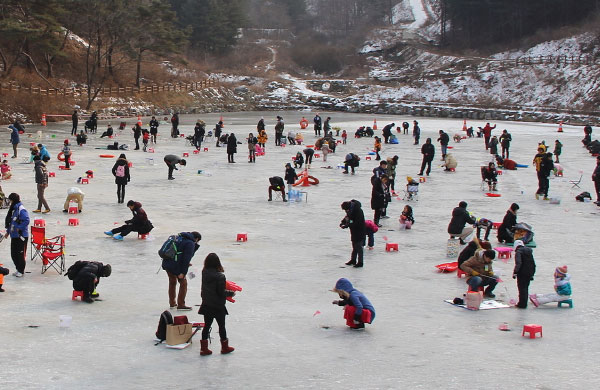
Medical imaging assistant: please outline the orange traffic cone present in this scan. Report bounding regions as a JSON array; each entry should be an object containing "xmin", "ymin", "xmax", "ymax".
[
  {"xmin": 462, "ymin": 119, "xmax": 467, "ymax": 131},
  {"xmin": 41, "ymin": 114, "xmax": 47, "ymax": 126},
  {"xmin": 137, "ymin": 115, "xmax": 142, "ymax": 127},
  {"xmin": 373, "ymin": 118, "xmax": 378, "ymax": 130},
  {"xmin": 557, "ymin": 121, "xmax": 563, "ymax": 133}
]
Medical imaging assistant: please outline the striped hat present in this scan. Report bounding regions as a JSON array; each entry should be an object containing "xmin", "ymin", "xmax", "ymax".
[{"xmin": 555, "ymin": 265, "xmax": 568, "ymax": 277}]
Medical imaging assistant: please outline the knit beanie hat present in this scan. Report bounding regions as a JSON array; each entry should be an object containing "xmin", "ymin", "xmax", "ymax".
[{"xmin": 555, "ymin": 265, "xmax": 568, "ymax": 277}]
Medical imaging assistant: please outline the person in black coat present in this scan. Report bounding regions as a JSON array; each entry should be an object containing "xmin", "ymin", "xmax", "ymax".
[
  {"xmin": 341, "ymin": 199, "xmax": 366, "ymax": 268},
  {"xmin": 171, "ymin": 113, "xmax": 179, "ymax": 138},
  {"xmin": 268, "ymin": 176, "xmax": 286, "ymax": 202},
  {"xmin": 73, "ymin": 261, "xmax": 112, "ymax": 303},
  {"xmin": 193, "ymin": 121, "xmax": 205, "ymax": 150},
  {"xmin": 512, "ymin": 240, "xmax": 536, "ymax": 308},
  {"xmin": 418, "ymin": 138, "xmax": 435, "ymax": 176},
  {"xmin": 132, "ymin": 124, "xmax": 142, "ymax": 150},
  {"xmin": 162, "ymin": 231, "xmax": 201, "ymax": 311},
  {"xmin": 111, "ymin": 153, "xmax": 130, "ymax": 203},
  {"xmin": 90, "ymin": 111, "xmax": 98, "ymax": 133},
  {"xmin": 437, "ymin": 130, "xmax": 449, "ymax": 160},
  {"xmin": 499, "ymin": 130, "xmax": 512, "ymax": 159},
  {"xmin": 256, "ymin": 117, "xmax": 265, "ymax": 132},
  {"xmin": 313, "ymin": 114, "xmax": 322, "ymax": 136},
  {"xmin": 215, "ymin": 121, "xmax": 223, "ymax": 147},
  {"xmin": 284, "ymin": 163, "xmax": 297, "ymax": 187},
  {"xmin": 71, "ymin": 110, "xmax": 78, "ymax": 136},
  {"xmin": 402, "ymin": 121, "xmax": 409, "ymax": 135},
  {"xmin": 370, "ymin": 174, "xmax": 389, "ymax": 227},
  {"xmin": 149, "ymin": 116, "xmax": 159, "ymax": 143},
  {"xmin": 592, "ymin": 156, "xmax": 600, "ymax": 204},
  {"xmin": 537, "ymin": 153, "xmax": 554, "ymax": 200},
  {"xmin": 497, "ymin": 203, "xmax": 519, "ymax": 243},
  {"xmin": 104, "ymin": 200, "xmax": 153, "ymax": 240},
  {"xmin": 447, "ymin": 201, "xmax": 476, "ymax": 244},
  {"xmin": 226, "ymin": 132, "xmax": 237, "ymax": 163},
  {"xmin": 382, "ymin": 123, "xmax": 394, "ymax": 144},
  {"xmin": 199, "ymin": 253, "xmax": 236, "ymax": 355}
]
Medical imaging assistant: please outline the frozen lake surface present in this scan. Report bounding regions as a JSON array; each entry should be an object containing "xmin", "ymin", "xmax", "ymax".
[{"xmin": 0, "ymin": 111, "xmax": 598, "ymax": 389}]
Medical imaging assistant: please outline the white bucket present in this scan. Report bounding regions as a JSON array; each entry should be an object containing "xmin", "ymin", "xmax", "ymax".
[{"xmin": 59, "ymin": 315, "xmax": 72, "ymax": 328}]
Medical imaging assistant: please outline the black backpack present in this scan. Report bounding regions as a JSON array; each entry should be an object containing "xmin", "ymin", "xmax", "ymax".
[
  {"xmin": 155, "ymin": 310, "xmax": 173, "ymax": 344},
  {"xmin": 65, "ymin": 261, "xmax": 87, "ymax": 280},
  {"xmin": 575, "ymin": 192, "xmax": 592, "ymax": 202},
  {"xmin": 158, "ymin": 234, "xmax": 182, "ymax": 262}
]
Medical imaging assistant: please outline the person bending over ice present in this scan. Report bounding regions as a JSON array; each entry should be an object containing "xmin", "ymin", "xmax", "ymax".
[{"xmin": 331, "ymin": 278, "xmax": 375, "ymax": 329}]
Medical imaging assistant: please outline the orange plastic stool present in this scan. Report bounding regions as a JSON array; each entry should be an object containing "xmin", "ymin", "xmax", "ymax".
[
  {"xmin": 236, "ymin": 233, "xmax": 248, "ymax": 242},
  {"xmin": 72, "ymin": 290, "xmax": 84, "ymax": 301},
  {"xmin": 385, "ymin": 243, "xmax": 399, "ymax": 252},
  {"xmin": 522, "ymin": 324, "xmax": 543, "ymax": 339}
]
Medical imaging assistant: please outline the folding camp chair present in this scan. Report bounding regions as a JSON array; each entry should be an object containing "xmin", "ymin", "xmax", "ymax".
[
  {"xmin": 569, "ymin": 175, "xmax": 582, "ymax": 189},
  {"xmin": 30, "ymin": 226, "xmax": 46, "ymax": 263},
  {"xmin": 40, "ymin": 234, "xmax": 66, "ymax": 275}
]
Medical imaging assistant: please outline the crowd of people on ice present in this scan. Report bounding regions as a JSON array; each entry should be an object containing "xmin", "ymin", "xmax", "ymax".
[{"xmin": 1, "ymin": 113, "xmax": 594, "ymax": 349}]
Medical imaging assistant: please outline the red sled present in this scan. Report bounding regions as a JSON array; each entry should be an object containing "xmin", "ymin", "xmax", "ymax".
[
  {"xmin": 226, "ymin": 280, "xmax": 242, "ymax": 303},
  {"xmin": 435, "ymin": 261, "xmax": 458, "ymax": 272},
  {"xmin": 485, "ymin": 193, "xmax": 501, "ymax": 197},
  {"xmin": 343, "ymin": 305, "xmax": 373, "ymax": 328}
]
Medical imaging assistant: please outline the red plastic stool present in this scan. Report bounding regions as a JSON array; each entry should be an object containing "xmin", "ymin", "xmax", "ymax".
[
  {"xmin": 128, "ymin": 161, "xmax": 133, "ymax": 168},
  {"xmin": 80, "ymin": 178, "xmax": 89, "ymax": 184},
  {"xmin": 385, "ymin": 243, "xmax": 399, "ymax": 252},
  {"xmin": 179, "ymin": 134, "xmax": 185, "ymax": 138},
  {"xmin": 49, "ymin": 172, "xmax": 56, "ymax": 177},
  {"xmin": 457, "ymin": 268, "xmax": 466, "ymax": 278},
  {"xmin": 59, "ymin": 166, "xmax": 67, "ymax": 170},
  {"xmin": 449, "ymin": 168, "xmax": 455, "ymax": 172},
  {"xmin": 87, "ymin": 172, "xmax": 94, "ymax": 178},
  {"xmin": 236, "ymin": 233, "xmax": 248, "ymax": 242},
  {"xmin": 68, "ymin": 218, "xmax": 79, "ymax": 226},
  {"xmin": 138, "ymin": 233, "xmax": 148, "ymax": 240},
  {"xmin": 183, "ymin": 152, "xmax": 189, "ymax": 157},
  {"xmin": 492, "ymin": 222, "xmax": 501, "ymax": 230},
  {"xmin": 522, "ymin": 324, "xmax": 543, "ymax": 339},
  {"xmin": 497, "ymin": 170, "xmax": 503, "ymax": 175},
  {"xmin": 2, "ymin": 153, "xmax": 8, "ymax": 158},
  {"xmin": 203, "ymin": 147, "xmax": 209, "ymax": 152},
  {"xmin": 365, "ymin": 156, "xmax": 372, "ymax": 161},
  {"xmin": 495, "ymin": 247, "xmax": 513, "ymax": 259},
  {"xmin": 193, "ymin": 150, "xmax": 199, "ymax": 155},
  {"xmin": 34, "ymin": 219, "xmax": 46, "ymax": 227},
  {"xmin": 314, "ymin": 153, "xmax": 321, "ymax": 158},
  {"xmin": 72, "ymin": 290, "xmax": 84, "ymax": 301},
  {"xmin": 68, "ymin": 206, "xmax": 78, "ymax": 214},
  {"xmin": 148, "ymin": 148, "xmax": 155, "ymax": 153}
]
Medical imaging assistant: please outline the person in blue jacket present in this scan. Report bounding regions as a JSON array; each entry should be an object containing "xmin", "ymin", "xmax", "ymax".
[
  {"xmin": 37, "ymin": 144, "xmax": 51, "ymax": 161},
  {"xmin": 4, "ymin": 193, "xmax": 30, "ymax": 277},
  {"xmin": 8, "ymin": 124, "xmax": 20, "ymax": 158},
  {"xmin": 161, "ymin": 231, "xmax": 201, "ymax": 311},
  {"xmin": 332, "ymin": 278, "xmax": 375, "ymax": 329}
]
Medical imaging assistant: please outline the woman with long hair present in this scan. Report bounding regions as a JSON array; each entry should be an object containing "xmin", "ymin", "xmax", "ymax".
[{"xmin": 198, "ymin": 253, "xmax": 235, "ymax": 356}]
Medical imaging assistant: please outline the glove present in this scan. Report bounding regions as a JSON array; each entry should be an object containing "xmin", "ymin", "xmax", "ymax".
[
  {"xmin": 489, "ymin": 271, "xmax": 494, "ymax": 276},
  {"xmin": 513, "ymin": 274, "xmax": 517, "ymax": 279},
  {"xmin": 471, "ymin": 271, "xmax": 479, "ymax": 276},
  {"xmin": 530, "ymin": 277, "xmax": 534, "ymax": 281},
  {"xmin": 332, "ymin": 300, "xmax": 339, "ymax": 305}
]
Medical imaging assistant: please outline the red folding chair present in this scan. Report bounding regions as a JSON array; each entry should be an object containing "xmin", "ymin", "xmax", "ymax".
[
  {"xmin": 41, "ymin": 235, "xmax": 66, "ymax": 275},
  {"xmin": 30, "ymin": 226, "xmax": 46, "ymax": 263}
]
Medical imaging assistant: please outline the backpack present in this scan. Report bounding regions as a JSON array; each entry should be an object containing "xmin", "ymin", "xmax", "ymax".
[
  {"xmin": 65, "ymin": 260, "xmax": 87, "ymax": 280},
  {"xmin": 155, "ymin": 310, "xmax": 173, "ymax": 344},
  {"xmin": 115, "ymin": 165, "xmax": 125, "ymax": 177},
  {"xmin": 158, "ymin": 234, "xmax": 182, "ymax": 262}
]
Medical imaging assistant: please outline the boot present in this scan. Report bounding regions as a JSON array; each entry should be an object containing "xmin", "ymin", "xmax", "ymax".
[
  {"xmin": 0, "ymin": 284, "xmax": 4, "ymax": 292},
  {"xmin": 200, "ymin": 339, "xmax": 212, "ymax": 356},
  {"xmin": 492, "ymin": 183, "xmax": 497, "ymax": 191},
  {"xmin": 220, "ymin": 338, "xmax": 235, "ymax": 354}
]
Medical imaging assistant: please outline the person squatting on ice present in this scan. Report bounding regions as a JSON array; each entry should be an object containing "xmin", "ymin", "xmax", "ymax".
[
  {"xmin": 70, "ymin": 261, "xmax": 112, "ymax": 303},
  {"xmin": 331, "ymin": 278, "xmax": 375, "ymax": 329},
  {"xmin": 460, "ymin": 249, "xmax": 498, "ymax": 298},
  {"xmin": 199, "ymin": 253, "xmax": 236, "ymax": 355},
  {"xmin": 161, "ymin": 231, "xmax": 202, "ymax": 311},
  {"xmin": 4, "ymin": 193, "xmax": 29, "ymax": 277},
  {"xmin": 529, "ymin": 265, "xmax": 572, "ymax": 307}
]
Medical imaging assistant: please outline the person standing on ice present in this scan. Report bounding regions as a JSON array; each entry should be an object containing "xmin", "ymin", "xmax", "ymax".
[
  {"xmin": 499, "ymin": 130, "xmax": 512, "ymax": 159},
  {"xmin": 256, "ymin": 117, "xmax": 265, "ymax": 132},
  {"xmin": 199, "ymin": 253, "xmax": 236, "ymax": 355},
  {"xmin": 418, "ymin": 138, "xmax": 435, "ymax": 176},
  {"xmin": 402, "ymin": 121, "xmax": 409, "ymax": 135},
  {"xmin": 274, "ymin": 116, "xmax": 284, "ymax": 146},
  {"xmin": 313, "ymin": 113, "xmax": 322, "ymax": 136},
  {"xmin": 437, "ymin": 130, "xmax": 449, "ymax": 160},
  {"xmin": 161, "ymin": 231, "xmax": 202, "ymax": 311},
  {"xmin": 340, "ymin": 199, "xmax": 366, "ymax": 268},
  {"xmin": 4, "ymin": 193, "xmax": 29, "ymax": 277},
  {"xmin": 215, "ymin": 120, "xmax": 223, "ymax": 147},
  {"xmin": 592, "ymin": 156, "xmax": 600, "ymax": 204},
  {"xmin": 149, "ymin": 116, "xmax": 159, "ymax": 143},
  {"xmin": 529, "ymin": 265, "xmax": 572, "ymax": 307},
  {"xmin": 226, "ymin": 132, "xmax": 237, "ymax": 163},
  {"xmin": 481, "ymin": 122, "xmax": 496, "ymax": 150},
  {"xmin": 512, "ymin": 240, "xmax": 536, "ymax": 309},
  {"xmin": 8, "ymin": 124, "xmax": 20, "ymax": 158},
  {"xmin": 71, "ymin": 110, "xmax": 78, "ymax": 136},
  {"xmin": 412, "ymin": 120, "xmax": 420, "ymax": 145},
  {"xmin": 331, "ymin": 278, "xmax": 375, "ymax": 329},
  {"xmin": 112, "ymin": 153, "xmax": 130, "ymax": 203}
]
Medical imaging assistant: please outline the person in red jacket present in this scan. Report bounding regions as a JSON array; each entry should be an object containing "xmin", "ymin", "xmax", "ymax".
[{"xmin": 481, "ymin": 123, "xmax": 496, "ymax": 150}]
